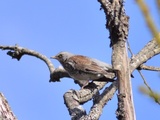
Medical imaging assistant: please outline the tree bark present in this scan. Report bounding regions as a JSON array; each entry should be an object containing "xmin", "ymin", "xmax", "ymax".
[
  {"xmin": 98, "ymin": 0, "xmax": 136, "ymax": 119},
  {"xmin": 0, "ymin": 93, "xmax": 17, "ymax": 120}
]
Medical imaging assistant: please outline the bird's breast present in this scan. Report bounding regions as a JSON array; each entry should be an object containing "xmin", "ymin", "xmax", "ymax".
[{"xmin": 67, "ymin": 69, "xmax": 103, "ymax": 80}]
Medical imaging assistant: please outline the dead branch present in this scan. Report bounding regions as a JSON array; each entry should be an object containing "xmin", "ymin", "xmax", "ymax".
[
  {"xmin": 0, "ymin": 44, "xmax": 70, "ymax": 82},
  {"xmin": 79, "ymin": 81, "xmax": 117, "ymax": 120},
  {"xmin": 130, "ymin": 39, "xmax": 160, "ymax": 72},
  {"xmin": 64, "ymin": 81, "xmax": 117, "ymax": 120},
  {"xmin": 138, "ymin": 64, "xmax": 160, "ymax": 71},
  {"xmin": 64, "ymin": 81, "xmax": 107, "ymax": 120},
  {"xmin": 0, "ymin": 44, "xmax": 54, "ymax": 75}
]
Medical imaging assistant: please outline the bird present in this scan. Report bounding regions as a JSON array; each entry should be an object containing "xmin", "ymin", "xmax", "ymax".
[{"xmin": 50, "ymin": 51, "xmax": 116, "ymax": 88}]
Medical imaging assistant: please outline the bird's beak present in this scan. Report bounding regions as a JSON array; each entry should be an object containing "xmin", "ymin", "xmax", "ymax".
[{"xmin": 50, "ymin": 56, "xmax": 57, "ymax": 59}]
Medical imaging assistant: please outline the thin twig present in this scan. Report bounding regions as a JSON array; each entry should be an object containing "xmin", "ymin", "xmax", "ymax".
[
  {"xmin": 127, "ymin": 40, "xmax": 134, "ymax": 57},
  {"xmin": 137, "ymin": 70, "xmax": 153, "ymax": 93},
  {"xmin": 138, "ymin": 70, "xmax": 160, "ymax": 105}
]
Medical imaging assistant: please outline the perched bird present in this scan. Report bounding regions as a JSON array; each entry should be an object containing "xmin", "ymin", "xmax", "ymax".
[{"xmin": 51, "ymin": 52, "xmax": 115, "ymax": 88}]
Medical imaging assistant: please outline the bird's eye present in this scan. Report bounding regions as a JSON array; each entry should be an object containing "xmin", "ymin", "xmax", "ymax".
[{"xmin": 58, "ymin": 54, "xmax": 62, "ymax": 58}]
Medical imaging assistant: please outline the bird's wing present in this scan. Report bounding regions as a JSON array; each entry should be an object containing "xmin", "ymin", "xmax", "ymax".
[{"xmin": 68, "ymin": 55, "xmax": 108, "ymax": 74}]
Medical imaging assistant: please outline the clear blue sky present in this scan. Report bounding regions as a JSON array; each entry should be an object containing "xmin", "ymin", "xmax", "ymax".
[{"xmin": 0, "ymin": 0, "xmax": 160, "ymax": 120}]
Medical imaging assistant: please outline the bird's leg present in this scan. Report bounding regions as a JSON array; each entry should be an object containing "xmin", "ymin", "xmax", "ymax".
[{"xmin": 81, "ymin": 80, "xmax": 90, "ymax": 89}]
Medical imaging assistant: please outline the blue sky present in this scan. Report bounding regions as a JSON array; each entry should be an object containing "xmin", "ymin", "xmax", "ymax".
[{"xmin": 0, "ymin": 0, "xmax": 160, "ymax": 120}]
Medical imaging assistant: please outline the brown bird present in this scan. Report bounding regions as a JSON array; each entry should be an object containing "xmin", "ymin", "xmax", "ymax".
[{"xmin": 51, "ymin": 52, "xmax": 115, "ymax": 88}]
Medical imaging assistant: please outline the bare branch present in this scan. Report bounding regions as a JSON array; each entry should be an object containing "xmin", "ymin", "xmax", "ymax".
[
  {"xmin": 0, "ymin": 44, "xmax": 55, "ymax": 73},
  {"xmin": 50, "ymin": 67, "xmax": 70, "ymax": 82},
  {"xmin": 64, "ymin": 81, "xmax": 117, "ymax": 120},
  {"xmin": 80, "ymin": 81, "xmax": 118, "ymax": 120},
  {"xmin": 0, "ymin": 44, "xmax": 69, "ymax": 82},
  {"xmin": 64, "ymin": 81, "xmax": 112, "ymax": 120},
  {"xmin": 138, "ymin": 64, "xmax": 160, "ymax": 71},
  {"xmin": 130, "ymin": 39, "xmax": 160, "ymax": 72}
]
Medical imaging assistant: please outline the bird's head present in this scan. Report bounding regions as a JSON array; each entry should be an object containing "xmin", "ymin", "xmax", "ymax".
[{"xmin": 51, "ymin": 51, "xmax": 74, "ymax": 63}]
